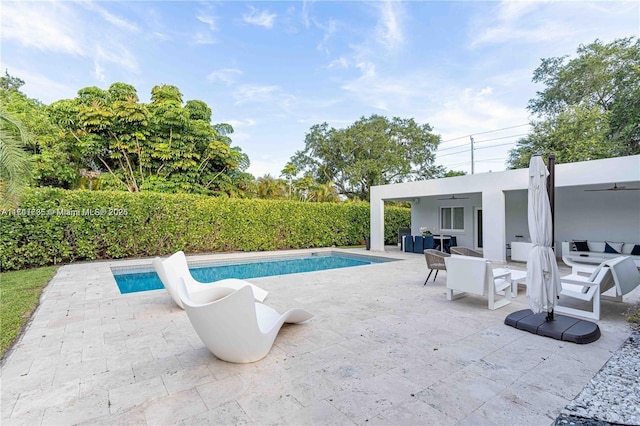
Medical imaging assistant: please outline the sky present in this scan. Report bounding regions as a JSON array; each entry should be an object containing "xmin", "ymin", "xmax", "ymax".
[{"xmin": 1, "ymin": 1, "xmax": 638, "ymax": 178}]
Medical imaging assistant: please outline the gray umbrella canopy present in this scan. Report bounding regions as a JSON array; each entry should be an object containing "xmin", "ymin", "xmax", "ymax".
[{"xmin": 526, "ymin": 155, "xmax": 561, "ymax": 314}]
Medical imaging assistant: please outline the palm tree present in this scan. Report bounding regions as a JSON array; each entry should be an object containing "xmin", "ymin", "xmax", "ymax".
[
  {"xmin": 0, "ymin": 110, "xmax": 31, "ymax": 208},
  {"xmin": 256, "ymin": 174, "xmax": 286, "ymax": 199},
  {"xmin": 312, "ymin": 182, "xmax": 340, "ymax": 202}
]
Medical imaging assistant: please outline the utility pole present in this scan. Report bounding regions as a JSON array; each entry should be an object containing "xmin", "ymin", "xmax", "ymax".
[{"xmin": 470, "ymin": 135, "xmax": 475, "ymax": 174}]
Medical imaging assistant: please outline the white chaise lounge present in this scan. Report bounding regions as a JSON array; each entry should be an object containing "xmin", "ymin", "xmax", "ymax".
[
  {"xmin": 178, "ymin": 282, "xmax": 313, "ymax": 363},
  {"xmin": 153, "ymin": 251, "xmax": 268, "ymax": 309},
  {"xmin": 555, "ymin": 256, "xmax": 640, "ymax": 321}
]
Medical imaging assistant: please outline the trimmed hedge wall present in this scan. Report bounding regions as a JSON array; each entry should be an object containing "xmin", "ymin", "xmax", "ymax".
[{"xmin": 1, "ymin": 188, "xmax": 410, "ymax": 271}]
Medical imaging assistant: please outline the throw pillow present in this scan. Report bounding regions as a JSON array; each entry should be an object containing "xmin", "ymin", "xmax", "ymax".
[
  {"xmin": 632, "ymin": 244, "xmax": 640, "ymax": 255},
  {"xmin": 604, "ymin": 241, "xmax": 623, "ymax": 254},
  {"xmin": 572, "ymin": 240, "xmax": 589, "ymax": 252}
]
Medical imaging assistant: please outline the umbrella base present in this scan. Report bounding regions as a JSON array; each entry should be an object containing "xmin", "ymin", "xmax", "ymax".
[{"xmin": 505, "ymin": 309, "xmax": 600, "ymax": 344}]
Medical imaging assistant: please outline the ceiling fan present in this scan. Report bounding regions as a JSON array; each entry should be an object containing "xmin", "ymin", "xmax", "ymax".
[
  {"xmin": 437, "ymin": 194, "xmax": 469, "ymax": 200},
  {"xmin": 584, "ymin": 183, "xmax": 640, "ymax": 192}
]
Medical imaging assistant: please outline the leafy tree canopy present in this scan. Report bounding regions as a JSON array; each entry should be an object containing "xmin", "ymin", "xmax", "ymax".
[
  {"xmin": 49, "ymin": 82, "xmax": 249, "ymax": 195},
  {"xmin": 508, "ymin": 37, "xmax": 640, "ymax": 168},
  {"xmin": 0, "ymin": 73, "xmax": 77, "ymax": 188},
  {"xmin": 290, "ymin": 114, "xmax": 441, "ymax": 200}
]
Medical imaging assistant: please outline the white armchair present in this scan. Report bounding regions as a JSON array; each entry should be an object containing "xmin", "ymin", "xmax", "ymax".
[
  {"xmin": 178, "ymin": 281, "xmax": 313, "ymax": 363},
  {"xmin": 444, "ymin": 256, "xmax": 512, "ymax": 310}
]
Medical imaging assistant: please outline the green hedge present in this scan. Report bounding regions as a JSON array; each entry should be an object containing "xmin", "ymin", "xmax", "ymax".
[{"xmin": 0, "ymin": 188, "xmax": 410, "ymax": 271}]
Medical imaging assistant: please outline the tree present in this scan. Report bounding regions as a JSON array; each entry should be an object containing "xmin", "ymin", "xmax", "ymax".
[
  {"xmin": 50, "ymin": 82, "xmax": 250, "ymax": 195},
  {"xmin": 256, "ymin": 174, "xmax": 286, "ymax": 199},
  {"xmin": 0, "ymin": 73, "xmax": 77, "ymax": 188},
  {"xmin": 0, "ymin": 111, "xmax": 31, "ymax": 208},
  {"xmin": 509, "ymin": 37, "xmax": 640, "ymax": 168},
  {"xmin": 290, "ymin": 114, "xmax": 441, "ymax": 200}
]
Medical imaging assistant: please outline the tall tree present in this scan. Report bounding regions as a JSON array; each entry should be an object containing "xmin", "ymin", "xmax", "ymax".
[
  {"xmin": 508, "ymin": 37, "xmax": 640, "ymax": 168},
  {"xmin": 290, "ymin": 114, "xmax": 441, "ymax": 200}
]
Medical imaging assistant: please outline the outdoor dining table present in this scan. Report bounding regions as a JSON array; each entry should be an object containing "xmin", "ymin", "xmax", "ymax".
[{"xmin": 433, "ymin": 235, "xmax": 451, "ymax": 252}]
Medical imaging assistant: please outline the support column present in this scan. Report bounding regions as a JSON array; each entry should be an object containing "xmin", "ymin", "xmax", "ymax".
[
  {"xmin": 370, "ymin": 189, "xmax": 385, "ymax": 251},
  {"xmin": 481, "ymin": 189, "xmax": 507, "ymax": 263}
]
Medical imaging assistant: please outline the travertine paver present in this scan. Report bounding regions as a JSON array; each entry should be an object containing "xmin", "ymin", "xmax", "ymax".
[{"xmin": 1, "ymin": 247, "xmax": 638, "ymax": 425}]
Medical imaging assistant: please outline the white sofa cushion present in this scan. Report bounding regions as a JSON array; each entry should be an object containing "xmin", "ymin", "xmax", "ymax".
[{"xmin": 588, "ymin": 241, "xmax": 606, "ymax": 252}]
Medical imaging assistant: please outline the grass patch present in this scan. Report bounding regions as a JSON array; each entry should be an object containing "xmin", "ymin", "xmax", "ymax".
[{"xmin": 0, "ymin": 266, "xmax": 58, "ymax": 358}]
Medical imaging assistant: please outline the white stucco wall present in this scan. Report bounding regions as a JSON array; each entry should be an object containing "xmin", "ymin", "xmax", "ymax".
[{"xmin": 555, "ymin": 186, "xmax": 640, "ymax": 252}]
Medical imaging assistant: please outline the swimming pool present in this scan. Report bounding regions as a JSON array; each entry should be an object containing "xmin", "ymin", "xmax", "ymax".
[{"xmin": 112, "ymin": 252, "xmax": 396, "ymax": 294}]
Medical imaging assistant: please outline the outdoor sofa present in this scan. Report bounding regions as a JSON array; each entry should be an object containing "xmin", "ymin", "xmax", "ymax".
[{"xmin": 562, "ymin": 241, "xmax": 640, "ymax": 266}]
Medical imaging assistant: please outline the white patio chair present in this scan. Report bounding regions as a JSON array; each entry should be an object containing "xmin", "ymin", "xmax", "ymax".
[
  {"xmin": 152, "ymin": 251, "xmax": 268, "ymax": 309},
  {"xmin": 606, "ymin": 256, "xmax": 640, "ymax": 302},
  {"xmin": 444, "ymin": 256, "xmax": 512, "ymax": 310},
  {"xmin": 554, "ymin": 256, "xmax": 637, "ymax": 321},
  {"xmin": 178, "ymin": 281, "xmax": 313, "ymax": 363}
]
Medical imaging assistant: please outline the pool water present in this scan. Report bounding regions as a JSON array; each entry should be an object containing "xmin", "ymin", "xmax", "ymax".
[{"xmin": 112, "ymin": 252, "xmax": 394, "ymax": 294}]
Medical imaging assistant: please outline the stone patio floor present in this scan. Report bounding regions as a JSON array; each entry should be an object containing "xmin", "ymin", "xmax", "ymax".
[{"xmin": 1, "ymin": 247, "xmax": 638, "ymax": 425}]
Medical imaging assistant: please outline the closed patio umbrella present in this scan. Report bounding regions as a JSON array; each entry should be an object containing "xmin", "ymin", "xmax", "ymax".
[{"xmin": 526, "ymin": 155, "xmax": 561, "ymax": 319}]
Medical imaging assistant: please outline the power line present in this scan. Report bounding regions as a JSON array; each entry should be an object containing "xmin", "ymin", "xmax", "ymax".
[
  {"xmin": 437, "ymin": 147, "xmax": 475, "ymax": 158},
  {"xmin": 473, "ymin": 133, "xmax": 529, "ymax": 144},
  {"xmin": 439, "ymin": 123, "xmax": 531, "ymax": 145},
  {"xmin": 474, "ymin": 140, "xmax": 521, "ymax": 151}
]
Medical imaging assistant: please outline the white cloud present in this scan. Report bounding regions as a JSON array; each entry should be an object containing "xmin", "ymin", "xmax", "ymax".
[
  {"xmin": 193, "ymin": 32, "xmax": 216, "ymax": 45},
  {"xmin": 226, "ymin": 118, "xmax": 257, "ymax": 129},
  {"xmin": 197, "ymin": 12, "xmax": 217, "ymax": 31},
  {"xmin": 469, "ymin": 1, "xmax": 636, "ymax": 48},
  {"xmin": 94, "ymin": 44, "xmax": 140, "ymax": 75},
  {"xmin": 243, "ymin": 7, "xmax": 277, "ymax": 29},
  {"xmin": 340, "ymin": 62, "xmax": 419, "ymax": 111},
  {"xmin": 93, "ymin": 61, "xmax": 106, "ymax": 82},
  {"xmin": 1, "ymin": 2, "xmax": 84, "ymax": 55},
  {"xmin": 327, "ymin": 57, "xmax": 349, "ymax": 70},
  {"xmin": 81, "ymin": 2, "xmax": 140, "ymax": 33},
  {"xmin": 247, "ymin": 157, "xmax": 287, "ymax": 178},
  {"xmin": 376, "ymin": 1, "xmax": 405, "ymax": 51},
  {"xmin": 207, "ymin": 68, "xmax": 243, "ymax": 85},
  {"xmin": 232, "ymin": 85, "xmax": 297, "ymax": 111},
  {"xmin": 315, "ymin": 18, "xmax": 338, "ymax": 54}
]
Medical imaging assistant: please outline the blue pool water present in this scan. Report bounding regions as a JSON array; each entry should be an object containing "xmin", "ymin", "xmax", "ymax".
[{"xmin": 112, "ymin": 252, "xmax": 394, "ymax": 294}]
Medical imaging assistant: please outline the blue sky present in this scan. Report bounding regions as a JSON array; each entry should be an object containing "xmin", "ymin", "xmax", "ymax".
[{"xmin": 2, "ymin": 1, "xmax": 638, "ymax": 178}]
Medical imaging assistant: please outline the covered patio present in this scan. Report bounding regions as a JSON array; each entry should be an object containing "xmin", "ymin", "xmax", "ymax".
[{"xmin": 370, "ymin": 155, "xmax": 640, "ymax": 263}]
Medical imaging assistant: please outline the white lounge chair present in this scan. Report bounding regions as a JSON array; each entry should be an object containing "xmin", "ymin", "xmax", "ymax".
[
  {"xmin": 152, "ymin": 251, "xmax": 268, "ymax": 309},
  {"xmin": 444, "ymin": 255, "xmax": 512, "ymax": 310},
  {"xmin": 178, "ymin": 281, "xmax": 313, "ymax": 363},
  {"xmin": 554, "ymin": 256, "xmax": 638, "ymax": 320}
]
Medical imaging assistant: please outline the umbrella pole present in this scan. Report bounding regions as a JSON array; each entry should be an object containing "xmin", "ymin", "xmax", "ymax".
[{"xmin": 547, "ymin": 154, "xmax": 556, "ymax": 321}]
